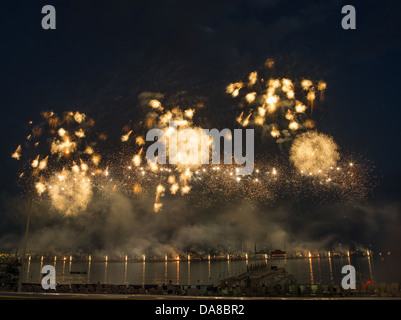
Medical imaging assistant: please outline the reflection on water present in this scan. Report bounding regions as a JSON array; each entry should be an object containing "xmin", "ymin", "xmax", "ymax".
[
  {"xmin": 142, "ymin": 262, "xmax": 145, "ymax": 286},
  {"xmin": 368, "ymin": 254, "xmax": 374, "ymax": 281},
  {"xmin": 105, "ymin": 262, "xmax": 108, "ymax": 284},
  {"xmin": 187, "ymin": 261, "xmax": 190, "ymax": 285},
  {"xmin": 309, "ymin": 257, "xmax": 314, "ymax": 285},
  {"xmin": 124, "ymin": 261, "xmax": 127, "ymax": 284},
  {"xmin": 24, "ymin": 255, "xmax": 401, "ymax": 286},
  {"xmin": 328, "ymin": 256, "xmax": 333, "ymax": 282},
  {"xmin": 26, "ymin": 259, "xmax": 30, "ymax": 282}
]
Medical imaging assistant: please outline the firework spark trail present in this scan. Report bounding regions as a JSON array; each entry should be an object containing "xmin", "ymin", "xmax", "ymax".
[
  {"xmin": 11, "ymin": 145, "xmax": 22, "ymax": 160},
  {"xmin": 154, "ymin": 184, "xmax": 165, "ymax": 212}
]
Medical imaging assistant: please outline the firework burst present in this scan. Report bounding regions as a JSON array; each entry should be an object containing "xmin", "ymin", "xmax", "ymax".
[{"xmin": 11, "ymin": 59, "xmax": 373, "ymax": 215}]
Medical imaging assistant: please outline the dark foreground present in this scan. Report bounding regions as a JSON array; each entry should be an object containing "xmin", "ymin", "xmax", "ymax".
[
  {"xmin": 1, "ymin": 281, "xmax": 401, "ymax": 299},
  {"xmin": 0, "ymin": 291, "xmax": 401, "ymax": 300}
]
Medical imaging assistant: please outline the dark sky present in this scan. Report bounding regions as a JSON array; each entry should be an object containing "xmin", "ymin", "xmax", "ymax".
[
  {"xmin": 1, "ymin": 0, "xmax": 401, "ymax": 253},
  {"xmin": 1, "ymin": 0, "xmax": 401, "ymax": 194}
]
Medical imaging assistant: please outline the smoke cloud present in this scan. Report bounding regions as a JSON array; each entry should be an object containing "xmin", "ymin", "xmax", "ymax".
[{"xmin": 1, "ymin": 190, "xmax": 399, "ymax": 256}]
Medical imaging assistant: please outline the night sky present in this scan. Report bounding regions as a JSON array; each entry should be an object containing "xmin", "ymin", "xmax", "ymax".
[{"xmin": 1, "ymin": 0, "xmax": 401, "ymax": 253}]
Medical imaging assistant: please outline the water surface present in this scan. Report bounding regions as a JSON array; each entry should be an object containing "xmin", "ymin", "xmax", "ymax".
[{"xmin": 22, "ymin": 254, "xmax": 401, "ymax": 286}]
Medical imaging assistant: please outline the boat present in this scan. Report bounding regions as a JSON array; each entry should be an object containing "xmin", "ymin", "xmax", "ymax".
[{"xmin": 270, "ymin": 249, "xmax": 286, "ymax": 258}]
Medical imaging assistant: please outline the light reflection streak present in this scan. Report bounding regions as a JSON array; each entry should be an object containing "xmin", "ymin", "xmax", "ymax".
[
  {"xmin": 187, "ymin": 260, "xmax": 191, "ymax": 286},
  {"xmin": 176, "ymin": 261, "xmax": 180, "ymax": 285},
  {"xmin": 142, "ymin": 261, "xmax": 146, "ymax": 287}
]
